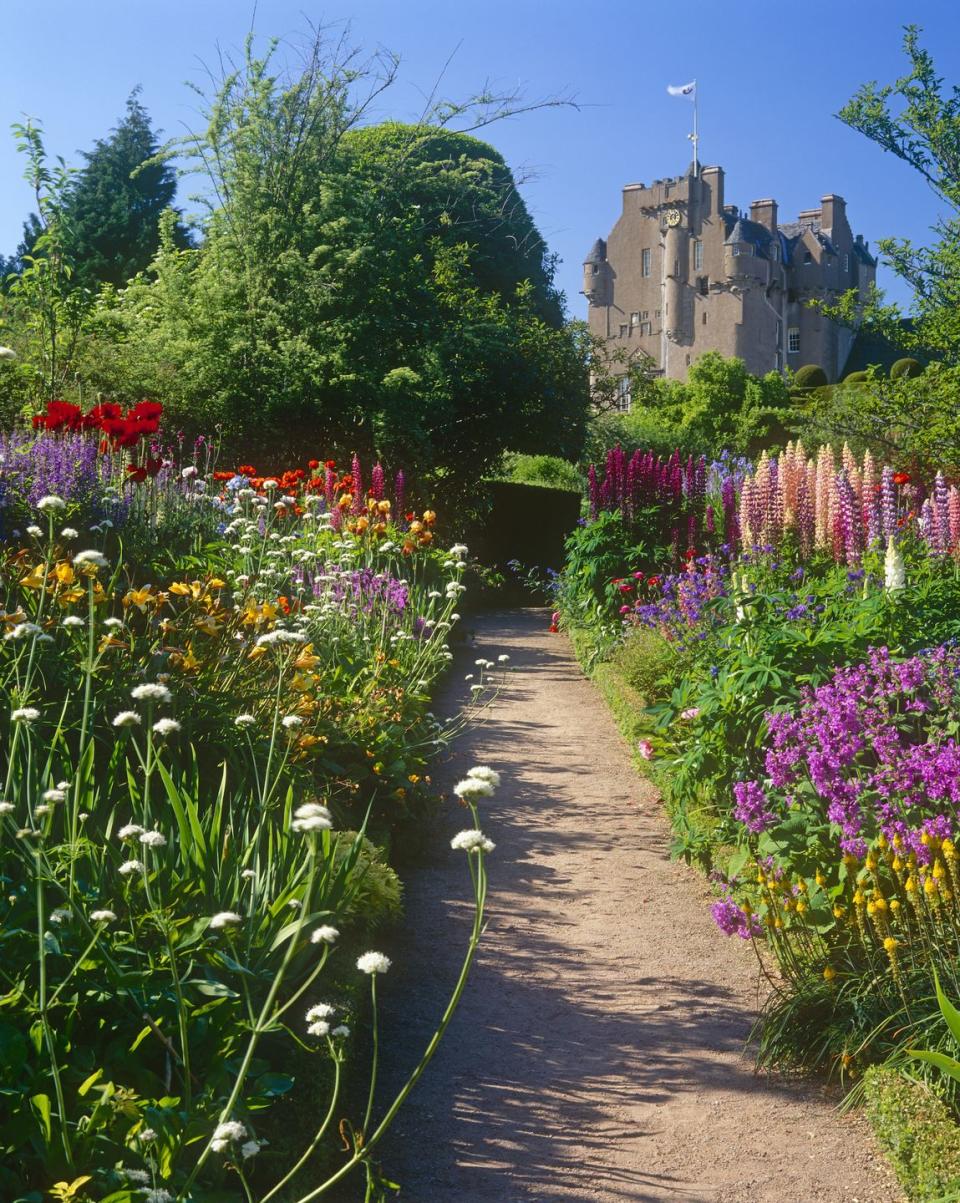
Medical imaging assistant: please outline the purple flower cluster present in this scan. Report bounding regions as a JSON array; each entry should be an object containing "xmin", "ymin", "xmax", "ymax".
[
  {"xmin": 751, "ymin": 645, "xmax": 960, "ymax": 858},
  {"xmin": 632, "ymin": 555, "xmax": 728, "ymax": 647},
  {"xmin": 312, "ymin": 566, "xmax": 409, "ymax": 617},
  {"xmin": 732, "ymin": 780, "xmax": 777, "ymax": 833},
  {"xmin": 711, "ymin": 897, "xmax": 761, "ymax": 939}
]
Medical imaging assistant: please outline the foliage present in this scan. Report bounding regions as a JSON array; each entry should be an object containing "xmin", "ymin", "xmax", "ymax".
[
  {"xmin": 497, "ymin": 453, "xmax": 581, "ymax": 492},
  {"xmin": 824, "ymin": 26, "xmax": 960, "ymax": 364},
  {"xmin": 892, "ymin": 357, "xmax": 924, "ymax": 380},
  {"xmin": 596, "ymin": 352, "xmax": 794, "ymax": 459},
  {"xmin": 865, "ymin": 1066, "xmax": 960, "ymax": 1202},
  {"xmin": 73, "ymin": 35, "xmax": 588, "ymax": 490}
]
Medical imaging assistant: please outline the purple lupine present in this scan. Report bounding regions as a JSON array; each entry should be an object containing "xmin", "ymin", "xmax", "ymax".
[
  {"xmin": 721, "ymin": 475, "xmax": 739, "ymax": 546},
  {"xmin": 880, "ymin": 466, "xmax": 897, "ymax": 539},
  {"xmin": 370, "ymin": 463, "xmax": 385, "ymax": 502},
  {"xmin": 795, "ymin": 472, "xmax": 814, "ymax": 557},
  {"xmin": 351, "ymin": 453, "xmax": 364, "ymax": 515},
  {"xmin": 836, "ymin": 472, "xmax": 863, "ymax": 566},
  {"xmin": 394, "ymin": 469, "xmax": 405, "ymax": 519},
  {"xmin": 705, "ymin": 504, "xmax": 715, "ymax": 536}
]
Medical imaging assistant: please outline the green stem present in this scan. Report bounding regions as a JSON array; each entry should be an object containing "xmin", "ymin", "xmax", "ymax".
[
  {"xmin": 36, "ymin": 861, "xmax": 74, "ymax": 1167},
  {"xmin": 260, "ymin": 1046, "xmax": 342, "ymax": 1203}
]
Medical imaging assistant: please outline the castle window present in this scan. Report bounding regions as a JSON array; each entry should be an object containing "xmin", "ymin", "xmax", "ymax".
[
  {"xmin": 702, "ymin": 312, "xmax": 708, "ymax": 325},
  {"xmin": 630, "ymin": 312, "xmax": 640, "ymax": 326},
  {"xmin": 698, "ymin": 276, "xmax": 709, "ymax": 296},
  {"xmin": 641, "ymin": 310, "xmax": 649, "ymax": 320},
  {"xmin": 731, "ymin": 246, "xmax": 740, "ymax": 257},
  {"xmin": 803, "ymin": 251, "xmax": 813, "ymax": 264},
  {"xmin": 641, "ymin": 249, "xmax": 651, "ymax": 277},
  {"xmin": 615, "ymin": 377, "xmax": 632, "ymax": 413},
  {"xmin": 592, "ymin": 264, "xmax": 599, "ymax": 274},
  {"xmin": 842, "ymin": 253, "xmax": 849, "ymax": 272},
  {"xmin": 640, "ymin": 321, "xmax": 652, "ymax": 336},
  {"xmin": 654, "ymin": 308, "xmax": 661, "ymax": 318},
  {"xmin": 694, "ymin": 240, "xmax": 703, "ymax": 270},
  {"xmin": 619, "ymin": 324, "xmax": 629, "ymax": 338},
  {"xmin": 788, "ymin": 327, "xmax": 800, "ymax": 354}
]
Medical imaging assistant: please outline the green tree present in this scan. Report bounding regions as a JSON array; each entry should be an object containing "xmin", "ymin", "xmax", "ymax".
[
  {"xmin": 91, "ymin": 32, "xmax": 587, "ymax": 489},
  {"xmin": 826, "ymin": 25, "xmax": 960, "ymax": 362}
]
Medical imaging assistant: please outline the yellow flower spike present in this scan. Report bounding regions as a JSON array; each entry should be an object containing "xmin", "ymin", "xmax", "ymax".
[
  {"xmin": 906, "ymin": 876, "xmax": 918, "ymax": 894},
  {"xmin": 833, "ymin": 904, "xmax": 846, "ymax": 918},
  {"xmin": 774, "ymin": 918, "xmax": 783, "ymax": 929},
  {"xmin": 892, "ymin": 856, "xmax": 904, "ymax": 873},
  {"xmin": 815, "ymin": 871, "xmax": 827, "ymax": 887},
  {"xmin": 874, "ymin": 896, "xmax": 888, "ymax": 912},
  {"xmin": 866, "ymin": 854, "xmax": 878, "ymax": 872},
  {"xmin": 893, "ymin": 835, "xmax": 904, "ymax": 851},
  {"xmin": 796, "ymin": 880, "xmax": 808, "ymax": 893},
  {"xmin": 883, "ymin": 936, "xmax": 898, "ymax": 952},
  {"xmin": 756, "ymin": 872, "xmax": 765, "ymax": 885},
  {"xmin": 866, "ymin": 900, "xmax": 876, "ymax": 917},
  {"xmin": 823, "ymin": 966, "xmax": 837, "ymax": 982},
  {"xmin": 924, "ymin": 877, "xmax": 938, "ymax": 896},
  {"xmin": 853, "ymin": 889, "xmax": 865, "ymax": 905},
  {"xmin": 889, "ymin": 898, "xmax": 900, "ymax": 911},
  {"xmin": 933, "ymin": 862, "xmax": 945, "ymax": 880},
  {"xmin": 877, "ymin": 833, "xmax": 889, "ymax": 851},
  {"xmin": 843, "ymin": 853, "xmax": 859, "ymax": 869},
  {"xmin": 796, "ymin": 900, "xmax": 808, "ymax": 914},
  {"xmin": 921, "ymin": 832, "xmax": 932, "ymax": 846}
]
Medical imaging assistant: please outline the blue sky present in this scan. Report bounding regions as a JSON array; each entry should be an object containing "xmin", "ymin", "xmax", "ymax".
[{"xmin": 2, "ymin": 0, "xmax": 958, "ymax": 317}]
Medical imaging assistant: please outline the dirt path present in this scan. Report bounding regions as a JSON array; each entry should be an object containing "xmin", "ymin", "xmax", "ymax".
[{"xmin": 374, "ymin": 609, "xmax": 900, "ymax": 1203}]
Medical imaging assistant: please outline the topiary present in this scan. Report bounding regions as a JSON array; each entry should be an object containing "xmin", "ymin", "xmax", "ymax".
[
  {"xmin": 891, "ymin": 357, "xmax": 923, "ymax": 380},
  {"xmin": 844, "ymin": 370, "xmax": 869, "ymax": 383},
  {"xmin": 794, "ymin": 364, "xmax": 829, "ymax": 389}
]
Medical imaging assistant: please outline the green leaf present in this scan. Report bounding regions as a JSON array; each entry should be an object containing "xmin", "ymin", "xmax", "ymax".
[
  {"xmin": 905, "ymin": 1048, "xmax": 960, "ymax": 1085},
  {"xmin": 933, "ymin": 970, "xmax": 960, "ymax": 1046},
  {"xmin": 29, "ymin": 1093, "xmax": 51, "ymax": 1144},
  {"xmin": 77, "ymin": 1068, "xmax": 103, "ymax": 1097}
]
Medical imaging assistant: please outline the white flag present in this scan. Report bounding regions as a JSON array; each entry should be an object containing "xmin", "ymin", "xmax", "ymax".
[{"xmin": 667, "ymin": 81, "xmax": 696, "ymax": 97}]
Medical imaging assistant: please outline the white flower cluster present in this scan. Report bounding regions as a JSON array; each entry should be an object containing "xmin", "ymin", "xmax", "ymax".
[
  {"xmin": 450, "ymin": 828, "xmax": 495, "ymax": 854},
  {"xmin": 311, "ymin": 924, "xmax": 339, "ymax": 945},
  {"xmin": 210, "ymin": 1118, "xmax": 247, "ymax": 1153},
  {"xmin": 453, "ymin": 764, "xmax": 499, "ymax": 801},
  {"xmin": 209, "ymin": 911, "xmax": 243, "ymax": 931},
  {"xmin": 291, "ymin": 802, "xmax": 332, "ymax": 833},
  {"xmin": 37, "ymin": 495, "xmax": 66, "ymax": 512},
  {"xmin": 356, "ymin": 951, "xmax": 391, "ymax": 975},
  {"xmin": 131, "ymin": 683, "xmax": 172, "ymax": 703},
  {"xmin": 72, "ymin": 549, "xmax": 109, "ymax": 570}
]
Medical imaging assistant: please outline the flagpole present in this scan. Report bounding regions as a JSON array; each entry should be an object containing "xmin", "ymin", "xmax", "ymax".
[{"xmin": 692, "ymin": 80, "xmax": 699, "ymax": 176}]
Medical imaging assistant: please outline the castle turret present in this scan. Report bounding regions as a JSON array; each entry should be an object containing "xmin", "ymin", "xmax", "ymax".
[
  {"xmin": 582, "ymin": 238, "xmax": 609, "ymax": 305},
  {"xmin": 664, "ymin": 220, "xmax": 687, "ymax": 341}
]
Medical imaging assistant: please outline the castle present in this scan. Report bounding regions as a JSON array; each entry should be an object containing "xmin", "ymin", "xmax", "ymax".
[{"xmin": 583, "ymin": 163, "xmax": 876, "ymax": 402}]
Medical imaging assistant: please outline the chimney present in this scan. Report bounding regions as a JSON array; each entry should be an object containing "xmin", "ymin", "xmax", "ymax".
[
  {"xmin": 820, "ymin": 194, "xmax": 845, "ymax": 233},
  {"xmin": 749, "ymin": 198, "xmax": 778, "ymax": 233},
  {"xmin": 699, "ymin": 165, "xmax": 724, "ymax": 216}
]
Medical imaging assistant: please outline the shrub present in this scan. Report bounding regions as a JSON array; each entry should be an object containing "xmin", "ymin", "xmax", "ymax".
[
  {"xmin": 794, "ymin": 363, "xmax": 829, "ymax": 389},
  {"xmin": 891, "ymin": 357, "xmax": 924, "ymax": 379},
  {"xmin": 499, "ymin": 452, "xmax": 582, "ymax": 492},
  {"xmin": 865, "ymin": 1066, "xmax": 960, "ymax": 1201},
  {"xmin": 844, "ymin": 369, "xmax": 870, "ymax": 383}
]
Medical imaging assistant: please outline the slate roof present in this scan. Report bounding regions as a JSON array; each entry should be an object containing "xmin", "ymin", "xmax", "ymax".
[
  {"xmin": 723, "ymin": 215, "xmax": 776, "ymax": 258},
  {"xmin": 584, "ymin": 237, "xmax": 607, "ymax": 264}
]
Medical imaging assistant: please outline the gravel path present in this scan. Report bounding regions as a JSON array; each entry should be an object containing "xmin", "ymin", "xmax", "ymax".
[{"xmin": 373, "ymin": 609, "xmax": 900, "ymax": 1202}]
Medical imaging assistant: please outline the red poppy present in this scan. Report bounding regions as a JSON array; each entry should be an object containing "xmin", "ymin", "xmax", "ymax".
[
  {"xmin": 893, "ymin": 472, "xmax": 911, "ymax": 485},
  {"xmin": 325, "ymin": 459, "xmax": 336, "ymax": 470},
  {"xmin": 126, "ymin": 466, "xmax": 147, "ymax": 483},
  {"xmin": 238, "ymin": 465, "xmax": 256, "ymax": 476},
  {"xmin": 308, "ymin": 459, "xmax": 320, "ymax": 470}
]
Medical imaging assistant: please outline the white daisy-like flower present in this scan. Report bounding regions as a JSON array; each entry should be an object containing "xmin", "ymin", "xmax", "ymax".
[
  {"xmin": 90, "ymin": 909, "xmax": 117, "ymax": 923},
  {"xmin": 118, "ymin": 859, "xmax": 144, "ymax": 876},
  {"xmin": 450, "ymin": 828, "xmax": 495, "ymax": 854},
  {"xmin": 112, "ymin": 710, "xmax": 142, "ymax": 728},
  {"xmin": 61, "ymin": 615, "xmax": 84, "ymax": 628},
  {"xmin": 467, "ymin": 766, "xmax": 501, "ymax": 788},
  {"xmin": 307, "ymin": 1019, "xmax": 330, "ymax": 1037},
  {"xmin": 356, "ymin": 951, "xmax": 391, "ymax": 976},
  {"xmin": 241, "ymin": 1140, "xmax": 261, "ymax": 1159},
  {"xmin": 131, "ymin": 683, "xmax": 172, "ymax": 703},
  {"xmin": 42, "ymin": 788, "xmax": 66, "ymax": 804},
  {"xmin": 428, "ymin": 590, "xmax": 442, "ymax": 599},
  {"xmin": 234, "ymin": 713, "xmax": 256, "ymax": 727},
  {"xmin": 152, "ymin": 718, "xmax": 181, "ymax": 736},
  {"xmin": 142, "ymin": 1189, "xmax": 175, "ymax": 1203},
  {"xmin": 139, "ymin": 830, "xmax": 167, "ymax": 849},
  {"xmin": 311, "ymin": 924, "xmax": 339, "ymax": 945},
  {"xmin": 26, "ymin": 525, "xmax": 43, "ymax": 538},
  {"xmin": 37, "ymin": 495, "xmax": 66, "ymax": 512},
  {"xmin": 306, "ymin": 1003, "xmax": 335, "ymax": 1023},
  {"xmin": 103, "ymin": 617, "xmax": 124, "ymax": 630},
  {"xmin": 118, "ymin": 823, "xmax": 144, "ymax": 840},
  {"xmin": 281, "ymin": 714, "xmax": 304, "ymax": 730},
  {"xmin": 11, "ymin": 707, "xmax": 40, "ymax": 723},
  {"xmin": 454, "ymin": 777, "xmax": 495, "ymax": 801},
  {"xmin": 60, "ymin": 527, "xmax": 79, "ymax": 540},
  {"xmin": 241, "ymin": 868, "xmax": 256, "ymax": 879},
  {"xmin": 72, "ymin": 549, "xmax": 109, "ymax": 570},
  {"xmin": 209, "ymin": 911, "xmax": 243, "ymax": 930}
]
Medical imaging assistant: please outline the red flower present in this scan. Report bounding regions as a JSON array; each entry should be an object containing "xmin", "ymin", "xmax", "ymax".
[
  {"xmin": 307, "ymin": 459, "xmax": 320, "ymax": 470},
  {"xmin": 126, "ymin": 466, "xmax": 148, "ymax": 483},
  {"xmin": 238, "ymin": 465, "xmax": 256, "ymax": 476},
  {"xmin": 325, "ymin": 459, "xmax": 337, "ymax": 470},
  {"xmin": 893, "ymin": 472, "xmax": 911, "ymax": 486},
  {"xmin": 648, "ymin": 576, "xmax": 661, "ymax": 588}
]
